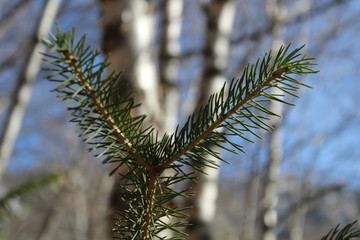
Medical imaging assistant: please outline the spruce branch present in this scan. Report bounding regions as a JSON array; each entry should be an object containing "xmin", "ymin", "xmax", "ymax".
[
  {"xmin": 161, "ymin": 44, "xmax": 318, "ymax": 170},
  {"xmin": 42, "ymin": 26, "xmax": 318, "ymax": 239}
]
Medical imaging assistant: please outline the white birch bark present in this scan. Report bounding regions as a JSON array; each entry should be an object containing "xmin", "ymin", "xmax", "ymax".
[
  {"xmin": 0, "ymin": 0, "xmax": 61, "ymax": 180},
  {"xmin": 260, "ymin": 1, "xmax": 314, "ymax": 240},
  {"xmin": 289, "ymin": 202, "xmax": 309, "ymax": 240},
  {"xmin": 129, "ymin": 0, "xmax": 162, "ymax": 128},
  {"xmin": 198, "ymin": 0, "xmax": 237, "ymax": 221},
  {"xmin": 242, "ymin": 164, "xmax": 261, "ymax": 240},
  {"xmin": 157, "ymin": 1, "xmax": 184, "ymax": 237},
  {"xmin": 260, "ymin": 1, "xmax": 286, "ymax": 240},
  {"xmin": 70, "ymin": 149, "xmax": 90, "ymax": 240},
  {"xmin": 159, "ymin": 0, "xmax": 183, "ymax": 133},
  {"xmin": 185, "ymin": 1, "xmax": 237, "ymax": 239},
  {"xmin": 100, "ymin": 0, "xmax": 176, "ymax": 237}
]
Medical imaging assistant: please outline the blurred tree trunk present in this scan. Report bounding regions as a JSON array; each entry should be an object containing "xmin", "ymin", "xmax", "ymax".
[
  {"xmin": 242, "ymin": 158, "xmax": 261, "ymax": 240},
  {"xmin": 183, "ymin": 1, "xmax": 237, "ymax": 239},
  {"xmin": 158, "ymin": 0, "xmax": 182, "ymax": 134},
  {"xmin": 98, "ymin": 1, "xmax": 134, "ymax": 238},
  {"xmin": 289, "ymin": 199, "xmax": 309, "ymax": 240},
  {"xmin": 129, "ymin": 0, "xmax": 162, "ymax": 127},
  {"xmin": 0, "ymin": 0, "xmax": 61, "ymax": 181},
  {"xmin": 259, "ymin": 2, "xmax": 314, "ymax": 240},
  {"xmin": 36, "ymin": 189, "xmax": 66, "ymax": 240},
  {"xmin": 259, "ymin": 1, "xmax": 286, "ymax": 240},
  {"xmin": 99, "ymin": 0, "xmax": 174, "ymax": 238},
  {"xmin": 157, "ymin": 0, "xmax": 185, "ymax": 238}
]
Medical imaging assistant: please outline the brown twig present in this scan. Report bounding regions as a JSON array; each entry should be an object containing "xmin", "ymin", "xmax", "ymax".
[{"xmin": 141, "ymin": 176, "xmax": 158, "ymax": 239}]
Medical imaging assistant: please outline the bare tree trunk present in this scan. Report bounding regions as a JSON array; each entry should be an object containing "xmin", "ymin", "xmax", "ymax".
[
  {"xmin": 36, "ymin": 188, "xmax": 66, "ymax": 240},
  {"xmin": 260, "ymin": 1, "xmax": 315, "ymax": 239},
  {"xmin": 0, "ymin": 0, "xmax": 61, "ymax": 181},
  {"xmin": 158, "ymin": 0, "xmax": 183, "ymax": 133},
  {"xmin": 260, "ymin": 1, "xmax": 286, "ymax": 240},
  {"xmin": 70, "ymin": 148, "xmax": 90, "ymax": 240},
  {"xmin": 242, "ymin": 159, "xmax": 261, "ymax": 240},
  {"xmin": 99, "ymin": 0, "xmax": 133, "ymax": 81},
  {"xmin": 156, "ymin": 0, "xmax": 185, "ymax": 238},
  {"xmin": 97, "ymin": 1, "xmax": 134, "ymax": 238},
  {"xmin": 129, "ymin": 0, "xmax": 162, "ymax": 128},
  {"xmin": 99, "ymin": 0, "xmax": 171, "ymax": 237},
  {"xmin": 184, "ymin": 1, "xmax": 237, "ymax": 239},
  {"xmin": 289, "ymin": 202, "xmax": 309, "ymax": 240}
]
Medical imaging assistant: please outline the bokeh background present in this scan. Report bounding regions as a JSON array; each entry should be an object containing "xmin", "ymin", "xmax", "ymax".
[{"xmin": 0, "ymin": 0, "xmax": 360, "ymax": 239}]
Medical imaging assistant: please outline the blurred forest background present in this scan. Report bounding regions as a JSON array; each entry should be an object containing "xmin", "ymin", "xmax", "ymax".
[{"xmin": 1, "ymin": 0, "xmax": 360, "ymax": 239}]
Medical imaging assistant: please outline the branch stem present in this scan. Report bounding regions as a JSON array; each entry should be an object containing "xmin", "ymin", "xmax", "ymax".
[{"xmin": 142, "ymin": 175, "xmax": 158, "ymax": 239}]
